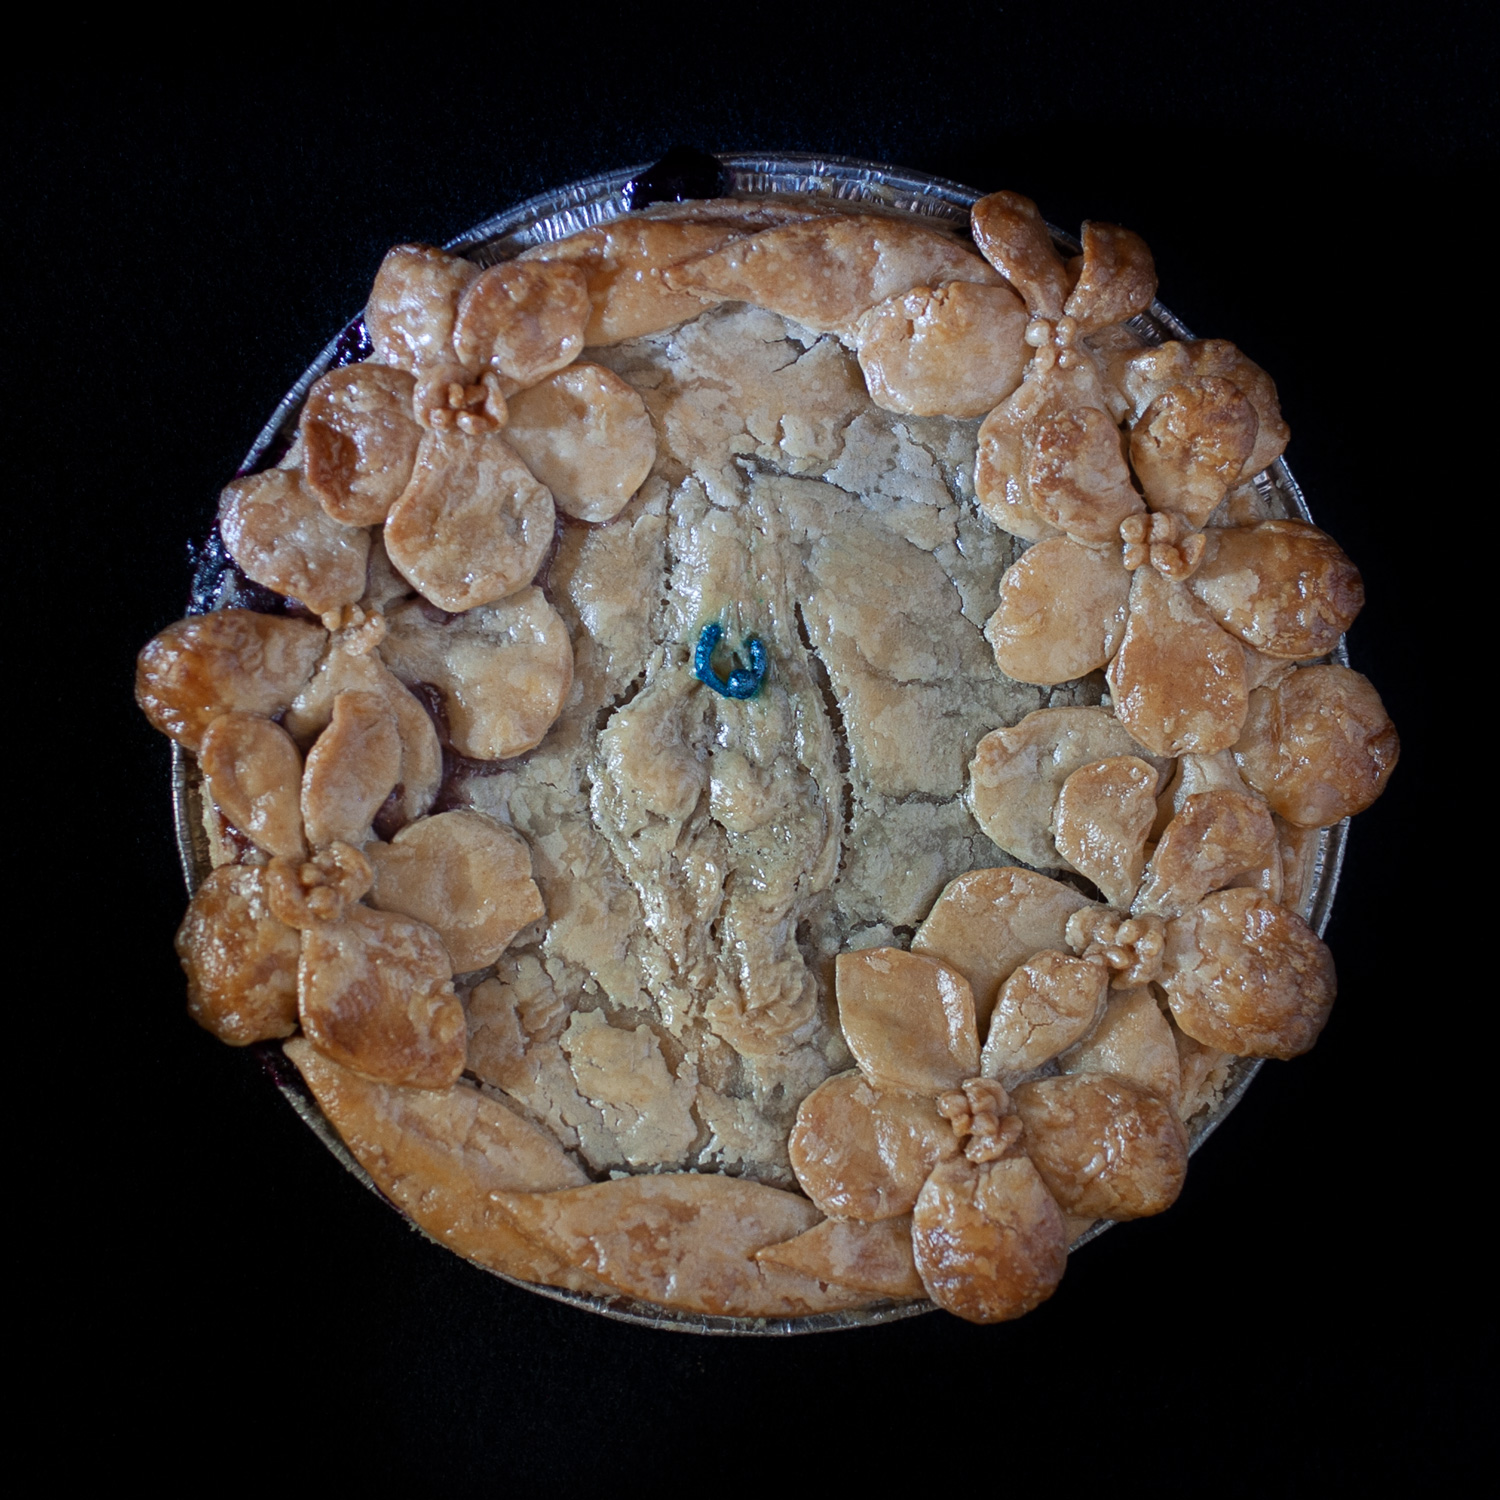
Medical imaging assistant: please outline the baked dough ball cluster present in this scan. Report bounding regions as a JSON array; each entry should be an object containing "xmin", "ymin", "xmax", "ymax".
[{"xmin": 136, "ymin": 187, "xmax": 1397, "ymax": 1325}]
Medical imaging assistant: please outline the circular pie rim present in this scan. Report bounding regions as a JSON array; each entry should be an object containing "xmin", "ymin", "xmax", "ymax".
[{"xmin": 167, "ymin": 152, "xmax": 1351, "ymax": 1335}]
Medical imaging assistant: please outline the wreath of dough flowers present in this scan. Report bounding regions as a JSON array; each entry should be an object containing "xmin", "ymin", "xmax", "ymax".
[{"xmin": 135, "ymin": 183, "xmax": 1398, "ymax": 1324}]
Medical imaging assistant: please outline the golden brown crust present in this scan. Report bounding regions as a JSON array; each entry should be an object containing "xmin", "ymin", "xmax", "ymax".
[
  {"xmin": 452, "ymin": 261, "xmax": 591, "ymax": 394},
  {"xmin": 979, "ymin": 951, "xmax": 1110, "ymax": 1080},
  {"xmin": 1190, "ymin": 521, "xmax": 1364, "ymax": 659},
  {"xmin": 136, "ymin": 610, "xmax": 325, "ymax": 751},
  {"xmin": 366, "ymin": 245, "xmax": 479, "ymax": 372},
  {"xmin": 176, "ymin": 865, "xmax": 301, "ymax": 1045},
  {"xmin": 284, "ymin": 1040, "xmax": 611, "ymax": 1293},
  {"xmin": 913, "ymin": 867, "xmax": 1098, "ymax": 1027},
  {"xmin": 504, "ymin": 363, "xmax": 656, "ymax": 523},
  {"xmin": 1162, "ymin": 888, "xmax": 1336, "ymax": 1058},
  {"xmin": 1066, "ymin": 909, "xmax": 1168, "ymax": 990},
  {"xmin": 1130, "ymin": 378, "xmax": 1258, "ymax": 527},
  {"xmin": 298, "ymin": 905, "xmax": 465, "ymax": 1087},
  {"xmin": 379, "ymin": 587, "xmax": 573, "ymax": 761},
  {"xmin": 197, "ymin": 712, "xmax": 306, "ymax": 859},
  {"xmin": 301, "ymin": 364, "xmax": 423, "ymax": 526},
  {"xmin": 367, "ymin": 810, "xmax": 545, "ymax": 973},
  {"xmin": 969, "ymin": 191, "xmax": 1069, "ymax": 320},
  {"xmin": 1058, "ymin": 988, "xmax": 1181, "ymax": 1107},
  {"xmin": 755, "ymin": 1215, "xmax": 924, "ymax": 1299},
  {"xmin": 284, "ymin": 638, "xmax": 442, "ymax": 828},
  {"xmin": 1028, "ymin": 403, "xmax": 1146, "ymax": 544},
  {"xmin": 835, "ymin": 948, "xmax": 979, "ymax": 1093},
  {"xmin": 489, "ymin": 1174, "xmax": 869, "ymax": 1317},
  {"xmin": 383, "ymin": 432, "xmax": 554, "ymax": 612},
  {"xmin": 299, "ymin": 690, "xmax": 401, "ymax": 850},
  {"xmin": 966, "ymin": 710, "xmax": 1168, "ymax": 872},
  {"xmin": 138, "ymin": 188, "xmax": 1398, "ymax": 1325},
  {"xmin": 1108, "ymin": 565, "xmax": 1250, "ymax": 756},
  {"xmin": 1053, "ymin": 755, "xmax": 1160, "ymax": 908},
  {"xmin": 853, "ymin": 280, "xmax": 1029, "ymax": 417},
  {"xmin": 986, "ymin": 536, "xmax": 1132, "ymax": 685},
  {"xmin": 219, "ymin": 468, "xmax": 371, "ymax": 616},
  {"xmin": 265, "ymin": 841, "xmax": 373, "ymax": 929},
  {"xmin": 664, "ymin": 214, "xmax": 1001, "ymax": 337},
  {"xmin": 788, "ymin": 1072, "xmax": 959, "ymax": 1221},
  {"xmin": 1233, "ymin": 665, "xmax": 1399, "ymax": 827},
  {"xmin": 974, "ymin": 351, "xmax": 1142, "ymax": 545},
  {"xmin": 911, "ymin": 1155, "xmax": 1067, "ymax": 1323},
  {"xmin": 519, "ymin": 217, "xmax": 749, "ymax": 344},
  {"xmin": 1134, "ymin": 786, "xmax": 1279, "ymax": 919},
  {"xmin": 1014, "ymin": 1072, "xmax": 1188, "ymax": 1219},
  {"xmin": 1123, "ymin": 339, "xmax": 1289, "ymax": 479},
  {"xmin": 1064, "ymin": 221, "xmax": 1156, "ymax": 334}
]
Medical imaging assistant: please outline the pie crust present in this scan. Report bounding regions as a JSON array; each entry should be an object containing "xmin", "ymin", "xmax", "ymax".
[{"xmin": 140, "ymin": 158, "xmax": 1397, "ymax": 1330}]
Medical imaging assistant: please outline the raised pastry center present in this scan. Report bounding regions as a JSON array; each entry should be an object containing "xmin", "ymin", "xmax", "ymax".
[{"xmin": 461, "ymin": 304, "xmax": 1041, "ymax": 1186}]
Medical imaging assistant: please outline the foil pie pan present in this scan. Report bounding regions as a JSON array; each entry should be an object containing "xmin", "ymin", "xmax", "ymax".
[{"xmin": 170, "ymin": 152, "xmax": 1349, "ymax": 1335}]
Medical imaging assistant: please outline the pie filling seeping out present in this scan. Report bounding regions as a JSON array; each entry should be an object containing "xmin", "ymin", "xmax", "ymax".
[{"xmin": 136, "ymin": 183, "xmax": 1398, "ymax": 1324}]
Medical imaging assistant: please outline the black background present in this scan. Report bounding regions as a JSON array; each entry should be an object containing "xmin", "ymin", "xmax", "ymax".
[{"xmin": 9, "ymin": 5, "xmax": 1491, "ymax": 1486}]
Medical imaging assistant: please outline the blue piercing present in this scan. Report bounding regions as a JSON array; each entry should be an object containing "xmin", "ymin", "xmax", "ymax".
[{"xmin": 695, "ymin": 623, "xmax": 767, "ymax": 700}]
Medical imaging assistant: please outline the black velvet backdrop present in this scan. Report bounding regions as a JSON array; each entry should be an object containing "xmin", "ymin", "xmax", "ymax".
[{"xmin": 10, "ymin": 6, "xmax": 1491, "ymax": 1485}]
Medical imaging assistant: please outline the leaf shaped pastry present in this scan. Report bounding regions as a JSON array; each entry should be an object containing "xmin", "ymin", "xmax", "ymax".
[
  {"xmin": 490, "ymin": 1174, "xmax": 868, "ymax": 1317},
  {"xmin": 835, "ymin": 948, "xmax": 979, "ymax": 1093},
  {"xmin": 756, "ymin": 1215, "xmax": 924, "ymax": 1300},
  {"xmin": 1107, "ymin": 565, "xmax": 1250, "ymax": 756},
  {"xmin": 285, "ymin": 1039, "xmax": 611, "ymax": 1294},
  {"xmin": 912, "ymin": 1155, "xmax": 1067, "ymax": 1324},
  {"xmin": 912, "ymin": 866, "xmax": 1098, "ymax": 1027},
  {"xmin": 789, "ymin": 1072, "xmax": 959, "ymax": 1221},
  {"xmin": 664, "ymin": 215, "xmax": 1001, "ymax": 338},
  {"xmin": 385, "ymin": 432, "xmax": 555, "ymax": 612},
  {"xmin": 986, "ymin": 537, "xmax": 1131, "ymax": 685},
  {"xmin": 1014, "ymin": 1073, "xmax": 1188, "ymax": 1219}
]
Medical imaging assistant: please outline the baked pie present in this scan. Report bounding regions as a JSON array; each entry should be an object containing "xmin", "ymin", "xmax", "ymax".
[{"xmin": 136, "ymin": 163, "xmax": 1398, "ymax": 1327}]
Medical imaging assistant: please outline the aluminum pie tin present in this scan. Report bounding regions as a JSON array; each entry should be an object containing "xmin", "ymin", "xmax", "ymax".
[{"xmin": 170, "ymin": 152, "xmax": 1350, "ymax": 1335}]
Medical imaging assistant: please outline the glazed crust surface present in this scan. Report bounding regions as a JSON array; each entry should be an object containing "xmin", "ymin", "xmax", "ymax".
[{"xmin": 142, "ymin": 189, "xmax": 1395, "ymax": 1328}]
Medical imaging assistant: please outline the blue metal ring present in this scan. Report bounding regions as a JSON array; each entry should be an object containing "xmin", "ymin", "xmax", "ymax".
[{"xmin": 695, "ymin": 623, "xmax": 767, "ymax": 700}]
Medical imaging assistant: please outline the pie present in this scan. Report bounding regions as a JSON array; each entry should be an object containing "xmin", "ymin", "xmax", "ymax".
[{"xmin": 135, "ymin": 169, "xmax": 1398, "ymax": 1327}]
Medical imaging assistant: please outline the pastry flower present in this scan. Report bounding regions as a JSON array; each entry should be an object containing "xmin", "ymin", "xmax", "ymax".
[
  {"xmin": 788, "ymin": 818, "xmax": 1348, "ymax": 1324},
  {"xmin": 965, "ymin": 192, "xmax": 1364, "ymax": 759}
]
